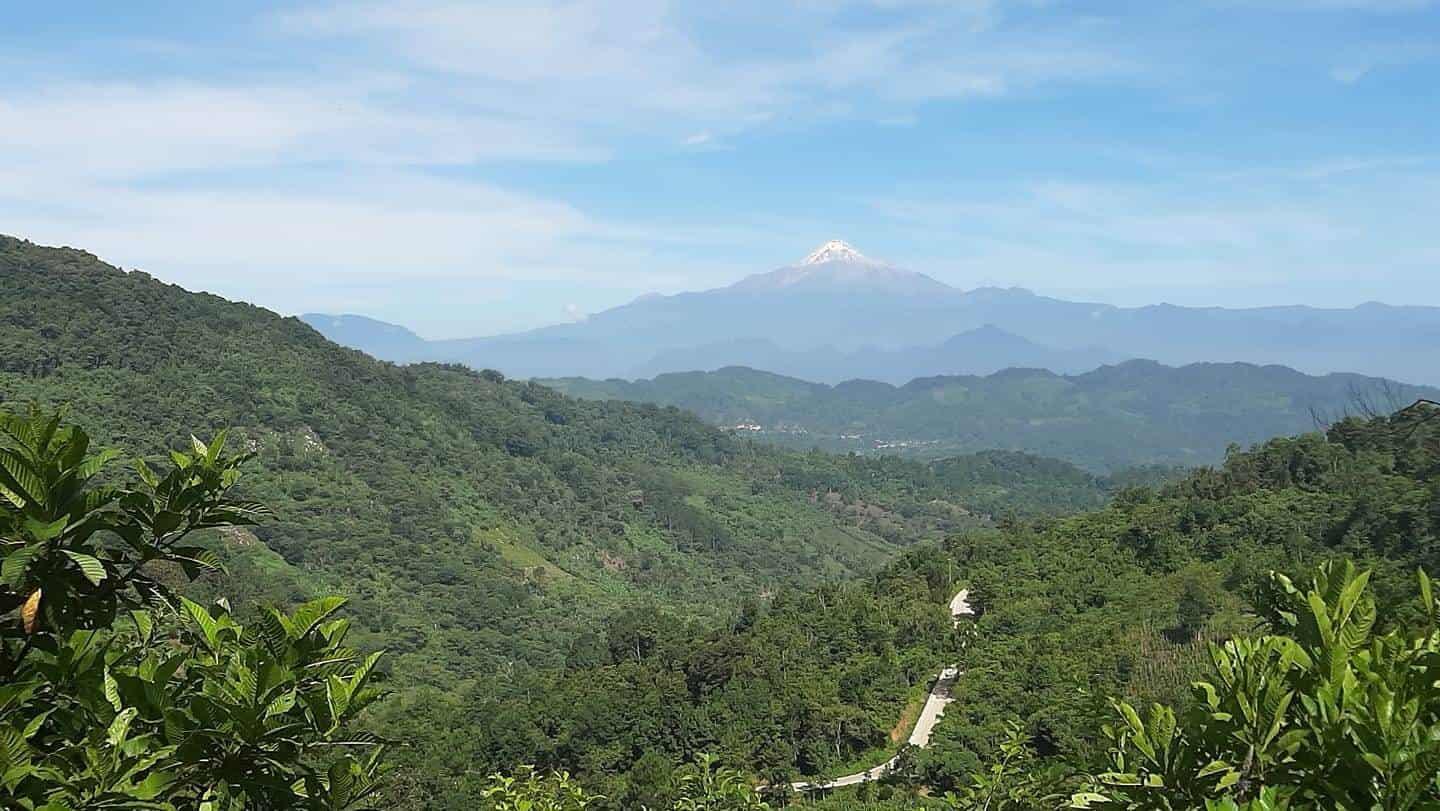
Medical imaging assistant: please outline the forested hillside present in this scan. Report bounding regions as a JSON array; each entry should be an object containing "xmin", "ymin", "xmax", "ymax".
[
  {"xmin": 0, "ymin": 235, "xmax": 1126, "ymax": 806},
  {"xmin": 543, "ymin": 363, "xmax": 1439, "ymax": 471},
  {"xmin": 0, "ymin": 235, "xmax": 1064, "ymax": 670},
  {"xmin": 434, "ymin": 404, "xmax": 1439, "ymax": 808},
  {"xmin": 7, "ymin": 234, "xmax": 1436, "ymax": 809},
  {"xmin": 928, "ymin": 405, "xmax": 1440, "ymax": 783}
]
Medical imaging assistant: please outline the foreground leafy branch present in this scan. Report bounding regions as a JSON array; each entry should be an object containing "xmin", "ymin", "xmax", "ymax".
[
  {"xmin": 477, "ymin": 754, "xmax": 770, "ymax": 811},
  {"xmin": 1076, "ymin": 560, "xmax": 1440, "ymax": 810},
  {"xmin": 0, "ymin": 408, "xmax": 387, "ymax": 810}
]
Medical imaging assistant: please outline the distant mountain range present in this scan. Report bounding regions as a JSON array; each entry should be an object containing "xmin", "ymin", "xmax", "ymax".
[
  {"xmin": 300, "ymin": 314, "xmax": 430, "ymax": 361},
  {"xmin": 540, "ymin": 361, "xmax": 1440, "ymax": 472},
  {"xmin": 630, "ymin": 325, "xmax": 1122, "ymax": 383},
  {"xmin": 305, "ymin": 240, "xmax": 1440, "ymax": 385}
]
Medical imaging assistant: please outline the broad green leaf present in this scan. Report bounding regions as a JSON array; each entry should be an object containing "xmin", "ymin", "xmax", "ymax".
[
  {"xmin": 0, "ymin": 449, "xmax": 45, "ymax": 508},
  {"xmin": 131, "ymin": 610, "xmax": 155, "ymax": 641},
  {"xmin": 72, "ymin": 448, "xmax": 119, "ymax": 482},
  {"xmin": 107, "ymin": 707, "xmax": 138, "ymax": 749},
  {"xmin": 291, "ymin": 596, "xmax": 349, "ymax": 639},
  {"xmin": 24, "ymin": 516, "xmax": 68, "ymax": 542},
  {"xmin": 1197, "ymin": 760, "xmax": 1235, "ymax": 778},
  {"xmin": 104, "ymin": 668, "xmax": 122, "ymax": 711},
  {"xmin": 21, "ymin": 711, "xmax": 52, "ymax": 740},
  {"xmin": 181, "ymin": 597, "xmax": 221, "ymax": 649},
  {"xmin": 328, "ymin": 758, "xmax": 357, "ymax": 806},
  {"xmin": 61, "ymin": 550, "xmax": 106, "ymax": 585},
  {"xmin": 133, "ymin": 459, "xmax": 160, "ymax": 488},
  {"xmin": 2, "ymin": 543, "xmax": 43, "ymax": 587},
  {"xmin": 0, "ymin": 480, "xmax": 26, "ymax": 510},
  {"xmin": 206, "ymin": 430, "xmax": 228, "ymax": 463}
]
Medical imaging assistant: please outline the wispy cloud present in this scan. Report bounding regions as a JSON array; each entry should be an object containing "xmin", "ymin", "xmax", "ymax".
[
  {"xmin": 0, "ymin": 163, "xmax": 776, "ymax": 335},
  {"xmin": 0, "ymin": 79, "xmax": 607, "ymax": 185},
  {"xmin": 276, "ymin": 0, "xmax": 1127, "ymax": 138},
  {"xmin": 1330, "ymin": 64, "xmax": 1370, "ymax": 83},
  {"xmin": 867, "ymin": 164, "xmax": 1440, "ymax": 302},
  {"xmin": 0, "ymin": 0, "xmax": 1135, "ymax": 331},
  {"xmin": 1263, "ymin": 0, "xmax": 1437, "ymax": 10},
  {"xmin": 1322, "ymin": 37, "xmax": 1439, "ymax": 84},
  {"xmin": 1209, "ymin": 0, "xmax": 1437, "ymax": 11},
  {"xmin": 1, "ymin": 0, "xmax": 1437, "ymax": 329}
]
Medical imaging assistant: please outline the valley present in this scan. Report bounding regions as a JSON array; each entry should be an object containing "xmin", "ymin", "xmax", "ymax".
[
  {"xmin": 0, "ymin": 234, "xmax": 1132, "ymax": 806},
  {"xmin": 7, "ymin": 4, "xmax": 1439, "ymax": 807}
]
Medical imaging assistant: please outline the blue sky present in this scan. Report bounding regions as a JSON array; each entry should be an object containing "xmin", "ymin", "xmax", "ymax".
[{"xmin": 2, "ymin": 1, "xmax": 1437, "ymax": 337}]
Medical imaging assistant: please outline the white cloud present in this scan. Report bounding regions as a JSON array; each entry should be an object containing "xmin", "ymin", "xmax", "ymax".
[
  {"xmin": 0, "ymin": 0, "xmax": 1133, "ymax": 330},
  {"xmin": 0, "ymin": 80, "xmax": 604, "ymax": 182},
  {"xmin": 278, "ymin": 1, "xmax": 783, "ymax": 130},
  {"xmin": 1289, "ymin": 156, "xmax": 1432, "ymax": 178},
  {"xmin": 277, "ymin": 0, "xmax": 1127, "ymax": 138},
  {"xmin": 1330, "ymin": 64, "xmax": 1370, "ymax": 83},
  {"xmin": 1265, "ymin": 0, "xmax": 1437, "ymax": 9},
  {"xmin": 4, "ymin": 0, "xmax": 1436, "ymax": 330},
  {"xmin": 0, "ymin": 164, "xmax": 769, "ymax": 335},
  {"xmin": 3, "ymin": 172, "xmax": 578, "ymax": 276},
  {"xmin": 1321, "ymin": 39, "xmax": 1439, "ymax": 84},
  {"xmin": 867, "ymin": 166, "xmax": 1440, "ymax": 298},
  {"xmin": 281, "ymin": 1, "xmax": 670, "ymax": 82},
  {"xmin": 1210, "ymin": 0, "xmax": 1436, "ymax": 10},
  {"xmin": 0, "ymin": 152, "xmax": 784, "ymax": 326}
]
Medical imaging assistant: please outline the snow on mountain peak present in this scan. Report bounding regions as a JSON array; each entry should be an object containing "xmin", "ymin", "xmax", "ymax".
[
  {"xmin": 801, "ymin": 240, "xmax": 871, "ymax": 266},
  {"xmin": 723, "ymin": 241, "xmax": 955, "ymax": 295}
]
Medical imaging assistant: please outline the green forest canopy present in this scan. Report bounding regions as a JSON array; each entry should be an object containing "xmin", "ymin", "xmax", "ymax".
[
  {"xmin": 0, "ymin": 233, "xmax": 1102, "ymax": 683},
  {"xmin": 4, "ymin": 388, "xmax": 1436, "ymax": 809},
  {"xmin": 541, "ymin": 363, "xmax": 1439, "ymax": 471},
  {"xmin": 422, "ymin": 403, "xmax": 1440, "ymax": 808},
  {"xmin": 0, "ymin": 234, "xmax": 1125, "ymax": 804},
  {"xmin": 5, "ymin": 234, "xmax": 1438, "ymax": 808}
]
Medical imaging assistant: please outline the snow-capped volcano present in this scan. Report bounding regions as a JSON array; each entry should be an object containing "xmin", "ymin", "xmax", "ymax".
[
  {"xmin": 801, "ymin": 239, "xmax": 875, "ymax": 266},
  {"xmin": 727, "ymin": 240, "xmax": 955, "ymax": 295}
]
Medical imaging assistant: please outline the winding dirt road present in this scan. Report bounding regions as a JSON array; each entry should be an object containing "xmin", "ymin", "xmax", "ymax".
[{"xmin": 787, "ymin": 589, "xmax": 973, "ymax": 792}]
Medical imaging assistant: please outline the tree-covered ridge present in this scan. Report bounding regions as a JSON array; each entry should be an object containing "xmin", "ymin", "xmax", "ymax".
[
  {"xmin": 914, "ymin": 404, "xmax": 1439, "ymax": 793},
  {"xmin": 442, "ymin": 405, "xmax": 1438, "ymax": 808},
  {"xmin": 10, "ymin": 232, "xmax": 1438, "ymax": 810},
  {"xmin": 0, "ymin": 236, "xmax": 903, "ymax": 673},
  {"xmin": 0, "ymin": 235, "xmax": 1126, "ymax": 806},
  {"xmin": 411, "ymin": 547, "xmax": 964, "ymax": 807},
  {"xmin": 0, "ymin": 408, "xmax": 790, "ymax": 811},
  {"xmin": 454, "ymin": 553, "xmax": 1440, "ymax": 810},
  {"xmin": 6, "ymin": 404, "xmax": 1436, "ymax": 810},
  {"xmin": 0, "ymin": 235, "xmax": 1122, "ymax": 664},
  {"xmin": 541, "ymin": 362, "xmax": 1438, "ymax": 471}
]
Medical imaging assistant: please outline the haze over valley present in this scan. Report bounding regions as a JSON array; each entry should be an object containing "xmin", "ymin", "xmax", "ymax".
[{"xmin": 307, "ymin": 241, "xmax": 1440, "ymax": 386}]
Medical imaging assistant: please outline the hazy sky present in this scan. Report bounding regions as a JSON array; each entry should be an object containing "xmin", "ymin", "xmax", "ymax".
[{"xmin": 3, "ymin": 1, "xmax": 1438, "ymax": 337}]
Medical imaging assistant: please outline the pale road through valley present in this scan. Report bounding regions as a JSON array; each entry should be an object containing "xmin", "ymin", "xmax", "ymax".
[{"xmin": 787, "ymin": 589, "xmax": 974, "ymax": 793}]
